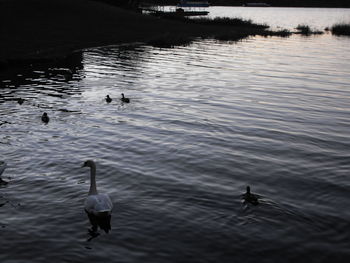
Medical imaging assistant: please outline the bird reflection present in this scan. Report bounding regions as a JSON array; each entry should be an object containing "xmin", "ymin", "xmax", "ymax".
[{"xmin": 86, "ymin": 211, "xmax": 112, "ymax": 235}]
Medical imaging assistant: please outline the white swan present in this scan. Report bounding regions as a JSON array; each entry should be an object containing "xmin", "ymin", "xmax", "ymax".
[
  {"xmin": 0, "ymin": 161, "xmax": 8, "ymax": 185},
  {"xmin": 82, "ymin": 160, "xmax": 113, "ymax": 216},
  {"xmin": 82, "ymin": 160, "xmax": 113, "ymax": 233}
]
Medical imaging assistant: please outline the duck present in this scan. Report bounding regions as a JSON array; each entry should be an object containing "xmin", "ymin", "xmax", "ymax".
[
  {"xmin": 0, "ymin": 161, "xmax": 8, "ymax": 185},
  {"xmin": 82, "ymin": 160, "xmax": 113, "ymax": 233},
  {"xmin": 120, "ymin": 93, "xmax": 130, "ymax": 103},
  {"xmin": 41, "ymin": 112, "xmax": 49, "ymax": 123},
  {"xmin": 17, "ymin": 98, "xmax": 25, "ymax": 105},
  {"xmin": 242, "ymin": 186, "xmax": 259, "ymax": 205},
  {"xmin": 105, "ymin": 95, "xmax": 112, "ymax": 103}
]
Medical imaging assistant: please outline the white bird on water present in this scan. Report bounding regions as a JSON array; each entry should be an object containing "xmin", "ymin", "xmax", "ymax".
[{"xmin": 82, "ymin": 160, "xmax": 113, "ymax": 233}]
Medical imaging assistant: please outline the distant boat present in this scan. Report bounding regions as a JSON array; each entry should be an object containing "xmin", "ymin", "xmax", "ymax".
[
  {"xmin": 243, "ymin": 2, "xmax": 271, "ymax": 7},
  {"xmin": 177, "ymin": 0, "xmax": 210, "ymax": 8},
  {"xmin": 141, "ymin": 0, "xmax": 209, "ymax": 18},
  {"xmin": 175, "ymin": 0, "xmax": 209, "ymax": 16}
]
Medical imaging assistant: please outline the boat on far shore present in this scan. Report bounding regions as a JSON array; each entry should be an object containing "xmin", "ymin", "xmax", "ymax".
[
  {"xmin": 140, "ymin": 0, "xmax": 209, "ymax": 18},
  {"xmin": 243, "ymin": 2, "xmax": 271, "ymax": 7},
  {"xmin": 177, "ymin": 0, "xmax": 210, "ymax": 8}
]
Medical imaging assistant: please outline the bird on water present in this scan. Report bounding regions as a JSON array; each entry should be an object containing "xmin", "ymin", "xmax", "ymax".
[
  {"xmin": 17, "ymin": 98, "xmax": 25, "ymax": 105},
  {"xmin": 105, "ymin": 95, "xmax": 112, "ymax": 103},
  {"xmin": 41, "ymin": 112, "xmax": 49, "ymax": 123},
  {"xmin": 120, "ymin": 93, "xmax": 130, "ymax": 103},
  {"xmin": 242, "ymin": 186, "xmax": 259, "ymax": 205},
  {"xmin": 82, "ymin": 160, "xmax": 113, "ymax": 233}
]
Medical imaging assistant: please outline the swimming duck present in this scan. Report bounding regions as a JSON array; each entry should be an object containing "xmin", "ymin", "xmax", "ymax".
[
  {"xmin": 41, "ymin": 112, "xmax": 49, "ymax": 123},
  {"xmin": 242, "ymin": 186, "xmax": 259, "ymax": 205},
  {"xmin": 0, "ymin": 161, "xmax": 8, "ymax": 185},
  {"xmin": 105, "ymin": 95, "xmax": 112, "ymax": 103},
  {"xmin": 82, "ymin": 160, "xmax": 113, "ymax": 233},
  {"xmin": 121, "ymin": 93, "xmax": 130, "ymax": 103},
  {"xmin": 17, "ymin": 98, "xmax": 25, "ymax": 105}
]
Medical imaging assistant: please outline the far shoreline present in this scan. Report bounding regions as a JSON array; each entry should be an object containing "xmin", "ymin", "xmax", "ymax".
[
  {"xmin": 1, "ymin": 0, "xmax": 348, "ymax": 74},
  {"xmin": 0, "ymin": 0, "xmax": 280, "ymax": 70}
]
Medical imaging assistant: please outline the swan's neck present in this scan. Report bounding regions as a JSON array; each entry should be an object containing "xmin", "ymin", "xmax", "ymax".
[{"xmin": 89, "ymin": 165, "xmax": 98, "ymax": 195}]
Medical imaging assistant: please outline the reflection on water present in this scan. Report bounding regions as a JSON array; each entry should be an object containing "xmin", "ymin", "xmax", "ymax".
[
  {"xmin": 0, "ymin": 51, "xmax": 84, "ymax": 105},
  {"xmin": 1, "ymin": 16, "xmax": 350, "ymax": 263},
  {"xmin": 86, "ymin": 212, "xmax": 112, "ymax": 234}
]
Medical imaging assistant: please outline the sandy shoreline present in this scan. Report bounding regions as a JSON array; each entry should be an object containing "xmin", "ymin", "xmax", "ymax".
[{"xmin": 0, "ymin": 0, "xmax": 229, "ymax": 64}]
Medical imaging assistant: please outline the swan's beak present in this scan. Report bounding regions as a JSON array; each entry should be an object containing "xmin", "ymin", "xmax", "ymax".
[{"xmin": 82, "ymin": 163, "xmax": 87, "ymax": 168}]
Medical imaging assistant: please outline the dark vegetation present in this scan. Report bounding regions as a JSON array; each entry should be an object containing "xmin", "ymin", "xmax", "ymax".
[
  {"xmin": 115, "ymin": 0, "xmax": 350, "ymax": 8},
  {"xmin": 182, "ymin": 17, "xmax": 268, "ymax": 29},
  {"xmin": 2, "ymin": 0, "xmax": 348, "ymax": 71},
  {"xmin": 92, "ymin": 0, "xmax": 140, "ymax": 9},
  {"xmin": 329, "ymin": 23, "xmax": 350, "ymax": 36},
  {"xmin": 295, "ymin": 24, "xmax": 323, "ymax": 35},
  {"xmin": 211, "ymin": 0, "xmax": 350, "ymax": 8},
  {"xmin": 146, "ymin": 17, "xmax": 292, "ymax": 47}
]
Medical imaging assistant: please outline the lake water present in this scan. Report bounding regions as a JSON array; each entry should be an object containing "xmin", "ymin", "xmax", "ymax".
[{"xmin": 1, "ymin": 7, "xmax": 350, "ymax": 263}]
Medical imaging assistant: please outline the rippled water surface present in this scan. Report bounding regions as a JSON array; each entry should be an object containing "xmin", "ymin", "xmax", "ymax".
[{"xmin": 1, "ymin": 8, "xmax": 350, "ymax": 263}]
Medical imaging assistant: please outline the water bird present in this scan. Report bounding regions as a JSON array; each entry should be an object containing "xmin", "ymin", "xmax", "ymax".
[
  {"xmin": 41, "ymin": 112, "xmax": 50, "ymax": 123},
  {"xmin": 242, "ymin": 186, "xmax": 259, "ymax": 205},
  {"xmin": 121, "ymin": 93, "xmax": 130, "ymax": 103},
  {"xmin": 82, "ymin": 160, "xmax": 113, "ymax": 233},
  {"xmin": 0, "ymin": 161, "xmax": 8, "ymax": 185},
  {"xmin": 17, "ymin": 98, "xmax": 25, "ymax": 105},
  {"xmin": 105, "ymin": 95, "xmax": 112, "ymax": 103}
]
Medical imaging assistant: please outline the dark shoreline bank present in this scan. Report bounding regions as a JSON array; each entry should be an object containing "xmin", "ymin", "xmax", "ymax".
[
  {"xmin": 0, "ymin": 0, "xmax": 284, "ymax": 71},
  {"xmin": 1, "ymin": 0, "xmax": 348, "ymax": 75}
]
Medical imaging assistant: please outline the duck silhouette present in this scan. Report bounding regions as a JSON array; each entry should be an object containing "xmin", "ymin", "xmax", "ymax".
[
  {"xmin": 41, "ymin": 112, "xmax": 49, "ymax": 123},
  {"xmin": 17, "ymin": 98, "xmax": 25, "ymax": 105},
  {"xmin": 105, "ymin": 95, "xmax": 112, "ymax": 103},
  {"xmin": 120, "ymin": 93, "xmax": 130, "ymax": 103},
  {"xmin": 242, "ymin": 186, "xmax": 259, "ymax": 205}
]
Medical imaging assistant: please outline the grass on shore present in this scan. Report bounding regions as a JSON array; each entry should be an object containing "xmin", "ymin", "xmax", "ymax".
[
  {"xmin": 183, "ymin": 17, "xmax": 269, "ymax": 30},
  {"xmin": 329, "ymin": 23, "xmax": 350, "ymax": 36},
  {"xmin": 145, "ymin": 17, "xmax": 292, "ymax": 47},
  {"xmin": 295, "ymin": 24, "xmax": 323, "ymax": 35},
  {"xmin": 146, "ymin": 15, "xmax": 350, "ymax": 47}
]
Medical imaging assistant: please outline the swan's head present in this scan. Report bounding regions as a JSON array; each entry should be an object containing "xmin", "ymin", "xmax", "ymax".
[
  {"xmin": 82, "ymin": 160, "xmax": 95, "ymax": 168},
  {"xmin": 43, "ymin": 112, "xmax": 48, "ymax": 117},
  {"xmin": 121, "ymin": 93, "xmax": 125, "ymax": 98},
  {"xmin": 106, "ymin": 95, "xmax": 110, "ymax": 98}
]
